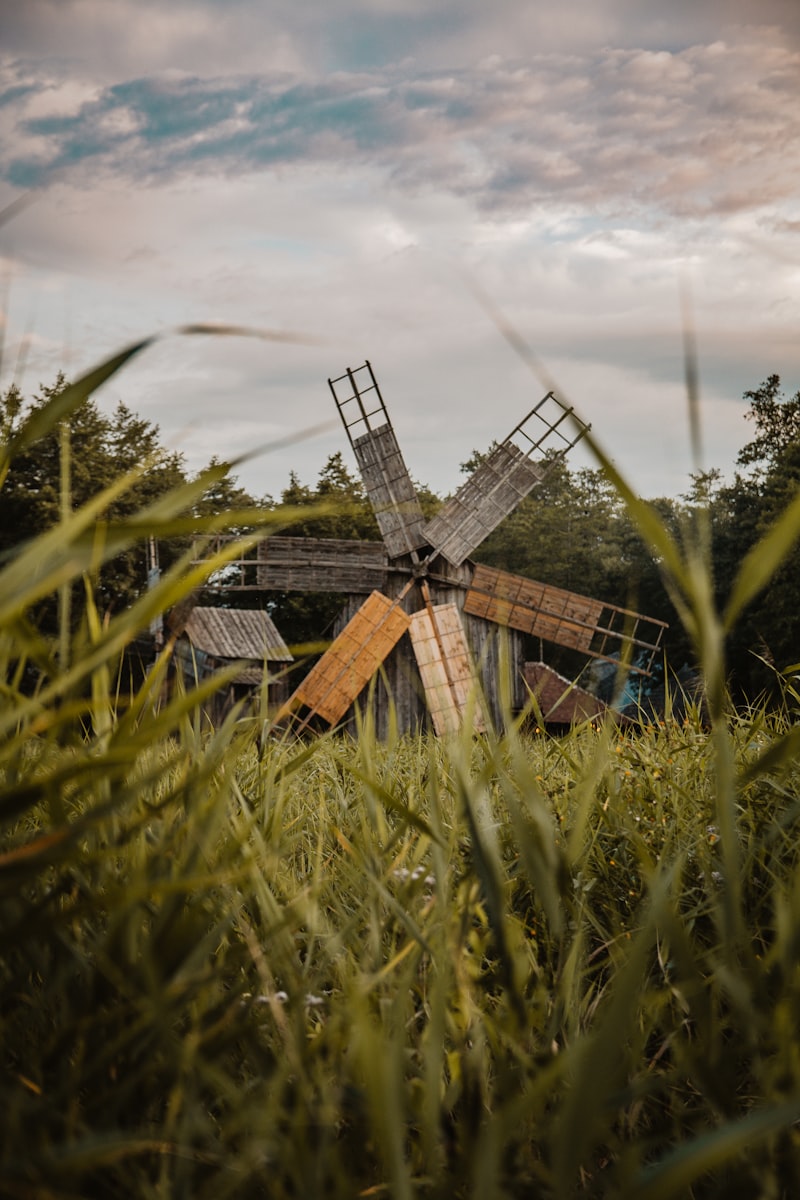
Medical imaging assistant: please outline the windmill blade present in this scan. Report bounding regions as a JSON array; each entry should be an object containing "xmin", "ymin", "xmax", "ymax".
[
  {"xmin": 408, "ymin": 600, "xmax": 487, "ymax": 736},
  {"xmin": 329, "ymin": 361, "xmax": 428, "ymax": 560},
  {"xmin": 422, "ymin": 392, "xmax": 590, "ymax": 566},
  {"xmin": 277, "ymin": 590, "xmax": 411, "ymax": 727},
  {"xmin": 257, "ymin": 535, "xmax": 394, "ymax": 593},
  {"xmin": 464, "ymin": 563, "xmax": 668, "ymax": 675}
]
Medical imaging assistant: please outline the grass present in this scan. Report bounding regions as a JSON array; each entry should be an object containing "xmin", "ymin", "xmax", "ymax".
[{"xmin": 3, "ymin": 336, "xmax": 800, "ymax": 1197}]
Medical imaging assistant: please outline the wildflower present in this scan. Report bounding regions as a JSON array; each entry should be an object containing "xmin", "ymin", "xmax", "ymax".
[
  {"xmin": 250, "ymin": 991, "xmax": 287, "ymax": 1007},
  {"xmin": 707, "ymin": 824, "xmax": 719, "ymax": 844}
]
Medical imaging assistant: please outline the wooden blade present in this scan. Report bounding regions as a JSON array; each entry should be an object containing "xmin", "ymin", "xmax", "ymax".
[
  {"xmin": 464, "ymin": 563, "xmax": 667, "ymax": 674},
  {"xmin": 329, "ymin": 362, "xmax": 428, "ymax": 559},
  {"xmin": 278, "ymin": 590, "xmax": 411, "ymax": 726},
  {"xmin": 408, "ymin": 602, "xmax": 487, "ymax": 736},
  {"xmin": 352, "ymin": 425, "xmax": 428, "ymax": 559},
  {"xmin": 422, "ymin": 392, "xmax": 589, "ymax": 566},
  {"xmin": 257, "ymin": 536, "xmax": 390, "ymax": 593}
]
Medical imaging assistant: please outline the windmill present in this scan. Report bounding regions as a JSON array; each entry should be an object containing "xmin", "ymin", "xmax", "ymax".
[{"xmin": 247, "ymin": 361, "xmax": 668, "ymax": 736}]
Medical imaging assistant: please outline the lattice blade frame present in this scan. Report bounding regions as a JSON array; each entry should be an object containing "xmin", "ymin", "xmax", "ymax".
[
  {"xmin": 257, "ymin": 536, "xmax": 390, "ymax": 594},
  {"xmin": 422, "ymin": 392, "xmax": 590, "ymax": 566},
  {"xmin": 279, "ymin": 590, "xmax": 411, "ymax": 726},
  {"xmin": 408, "ymin": 603, "xmax": 487, "ymax": 736},
  {"xmin": 464, "ymin": 564, "xmax": 667, "ymax": 675},
  {"xmin": 329, "ymin": 362, "xmax": 428, "ymax": 559}
]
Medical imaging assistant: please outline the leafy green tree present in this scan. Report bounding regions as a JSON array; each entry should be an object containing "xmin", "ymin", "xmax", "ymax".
[
  {"xmin": 711, "ymin": 376, "xmax": 800, "ymax": 697},
  {"xmin": 0, "ymin": 376, "xmax": 241, "ymax": 636}
]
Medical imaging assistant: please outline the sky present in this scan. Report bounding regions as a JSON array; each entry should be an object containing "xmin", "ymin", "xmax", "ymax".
[{"xmin": 1, "ymin": 0, "xmax": 799, "ymax": 504}]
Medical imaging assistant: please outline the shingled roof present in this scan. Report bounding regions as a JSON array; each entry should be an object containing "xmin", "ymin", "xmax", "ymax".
[
  {"xmin": 522, "ymin": 661, "xmax": 610, "ymax": 725},
  {"xmin": 182, "ymin": 607, "xmax": 293, "ymax": 664}
]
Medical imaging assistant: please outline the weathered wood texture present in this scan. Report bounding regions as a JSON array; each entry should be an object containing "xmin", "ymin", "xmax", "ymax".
[
  {"xmin": 465, "ymin": 564, "xmax": 602, "ymax": 651},
  {"xmin": 522, "ymin": 661, "xmax": 610, "ymax": 725},
  {"xmin": 465, "ymin": 564, "xmax": 667, "ymax": 671},
  {"xmin": 422, "ymin": 442, "xmax": 544, "ymax": 566},
  {"xmin": 175, "ymin": 607, "xmax": 293, "ymax": 727},
  {"xmin": 257, "ymin": 536, "xmax": 389, "ymax": 593},
  {"xmin": 183, "ymin": 606, "xmax": 293, "ymax": 662},
  {"xmin": 352, "ymin": 425, "xmax": 428, "ymax": 559},
  {"xmin": 282, "ymin": 590, "xmax": 410, "ymax": 725},
  {"xmin": 408, "ymin": 603, "xmax": 487, "ymax": 735},
  {"xmin": 332, "ymin": 574, "xmax": 525, "ymax": 738}
]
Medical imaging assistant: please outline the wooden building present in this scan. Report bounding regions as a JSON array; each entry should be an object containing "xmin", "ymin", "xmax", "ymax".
[
  {"xmin": 193, "ymin": 361, "xmax": 667, "ymax": 739},
  {"xmin": 174, "ymin": 606, "xmax": 293, "ymax": 725}
]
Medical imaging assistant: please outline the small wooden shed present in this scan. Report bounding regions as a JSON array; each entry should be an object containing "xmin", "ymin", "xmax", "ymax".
[{"xmin": 175, "ymin": 607, "xmax": 293, "ymax": 724}]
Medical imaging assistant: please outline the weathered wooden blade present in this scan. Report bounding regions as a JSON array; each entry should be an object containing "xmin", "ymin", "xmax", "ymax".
[
  {"xmin": 464, "ymin": 563, "xmax": 667, "ymax": 675},
  {"xmin": 408, "ymin": 602, "xmax": 487, "ymax": 736},
  {"xmin": 422, "ymin": 392, "xmax": 589, "ymax": 566},
  {"xmin": 279, "ymin": 590, "xmax": 411, "ymax": 726},
  {"xmin": 257, "ymin": 536, "xmax": 390, "ymax": 593},
  {"xmin": 329, "ymin": 362, "xmax": 428, "ymax": 560}
]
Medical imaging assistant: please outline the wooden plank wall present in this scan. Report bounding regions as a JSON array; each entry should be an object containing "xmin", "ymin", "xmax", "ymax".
[
  {"xmin": 257, "ymin": 536, "xmax": 388, "ymax": 593},
  {"xmin": 331, "ymin": 575, "xmax": 525, "ymax": 738}
]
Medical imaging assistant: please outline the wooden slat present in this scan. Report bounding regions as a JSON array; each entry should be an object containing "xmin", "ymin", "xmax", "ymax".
[
  {"xmin": 257, "ymin": 536, "xmax": 388, "ymax": 593},
  {"xmin": 284, "ymin": 591, "xmax": 411, "ymax": 725},
  {"xmin": 183, "ymin": 607, "xmax": 293, "ymax": 662},
  {"xmin": 422, "ymin": 443, "xmax": 544, "ymax": 566},
  {"xmin": 465, "ymin": 563, "xmax": 668, "ymax": 671},
  {"xmin": 465, "ymin": 564, "xmax": 605, "ymax": 651},
  {"xmin": 353, "ymin": 425, "xmax": 428, "ymax": 559},
  {"xmin": 408, "ymin": 603, "xmax": 487, "ymax": 736}
]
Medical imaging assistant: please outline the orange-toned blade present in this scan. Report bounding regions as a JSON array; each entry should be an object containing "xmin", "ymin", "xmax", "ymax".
[
  {"xmin": 464, "ymin": 563, "xmax": 667, "ymax": 673},
  {"xmin": 408, "ymin": 602, "xmax": 486, "ymax": 736},
  {"xmin": 278, "ymin": 590, "xmax": 411, "ymax": 726}
]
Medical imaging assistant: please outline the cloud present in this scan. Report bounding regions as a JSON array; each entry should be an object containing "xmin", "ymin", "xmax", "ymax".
[
  {"xmin": 1, "ymin": 36, "xmax": 798, "ymax": 225},
  {"xmin": 1, "ymin": 5, "xmax": 798, "ymax": 503}
]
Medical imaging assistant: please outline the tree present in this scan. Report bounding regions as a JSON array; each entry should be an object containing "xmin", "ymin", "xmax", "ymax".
[
  {"xmin": 710, "ymin": 376, "xmax": 800, "ymax": 697},
  {"xmin": 0, "ymin": 376, "xmax": 255, "ymax": 637}
]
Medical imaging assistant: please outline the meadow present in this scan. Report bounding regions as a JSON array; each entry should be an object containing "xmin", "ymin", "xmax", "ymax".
[{"xmin": 3, "ymin": 339, "xmax": 800, "ymax": 1198}]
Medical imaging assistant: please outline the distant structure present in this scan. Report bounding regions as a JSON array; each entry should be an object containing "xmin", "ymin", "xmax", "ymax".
[
  {"xmin": 198, "ymin": 361, "xmax": 667, "ymax": 737},
  {"xmin": 522, "ymin": 661, "xmax": 623, "ymax": 730},
  {"xmin": 173, "ymin": 606, "xmax": 293, "ymax": 725}
]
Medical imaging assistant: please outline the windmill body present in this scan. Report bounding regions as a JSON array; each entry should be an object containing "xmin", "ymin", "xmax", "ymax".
[
  {"xmin": 255, "ymin": 362, "xmax": 668, "ymax": 736},
  {"xmin": 194, "ymin": 361, "xmax": 667, "ymax": 736}
]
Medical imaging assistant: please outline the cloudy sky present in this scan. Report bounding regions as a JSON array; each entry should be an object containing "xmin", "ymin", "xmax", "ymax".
[{"xmin": 1, "ymin": 0, "xmax": 799, "ymax": 503}]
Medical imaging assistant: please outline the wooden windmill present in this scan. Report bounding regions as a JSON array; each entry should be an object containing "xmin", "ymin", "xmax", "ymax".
[{"xmin": 247, "ymin": 361, "xmax": 667, "ymax": 736}]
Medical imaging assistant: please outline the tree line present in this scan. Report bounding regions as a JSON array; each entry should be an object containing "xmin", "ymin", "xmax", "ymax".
[{"xmin": 2, "ymin": 372, "xmax": 798, "ymax": 702}]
